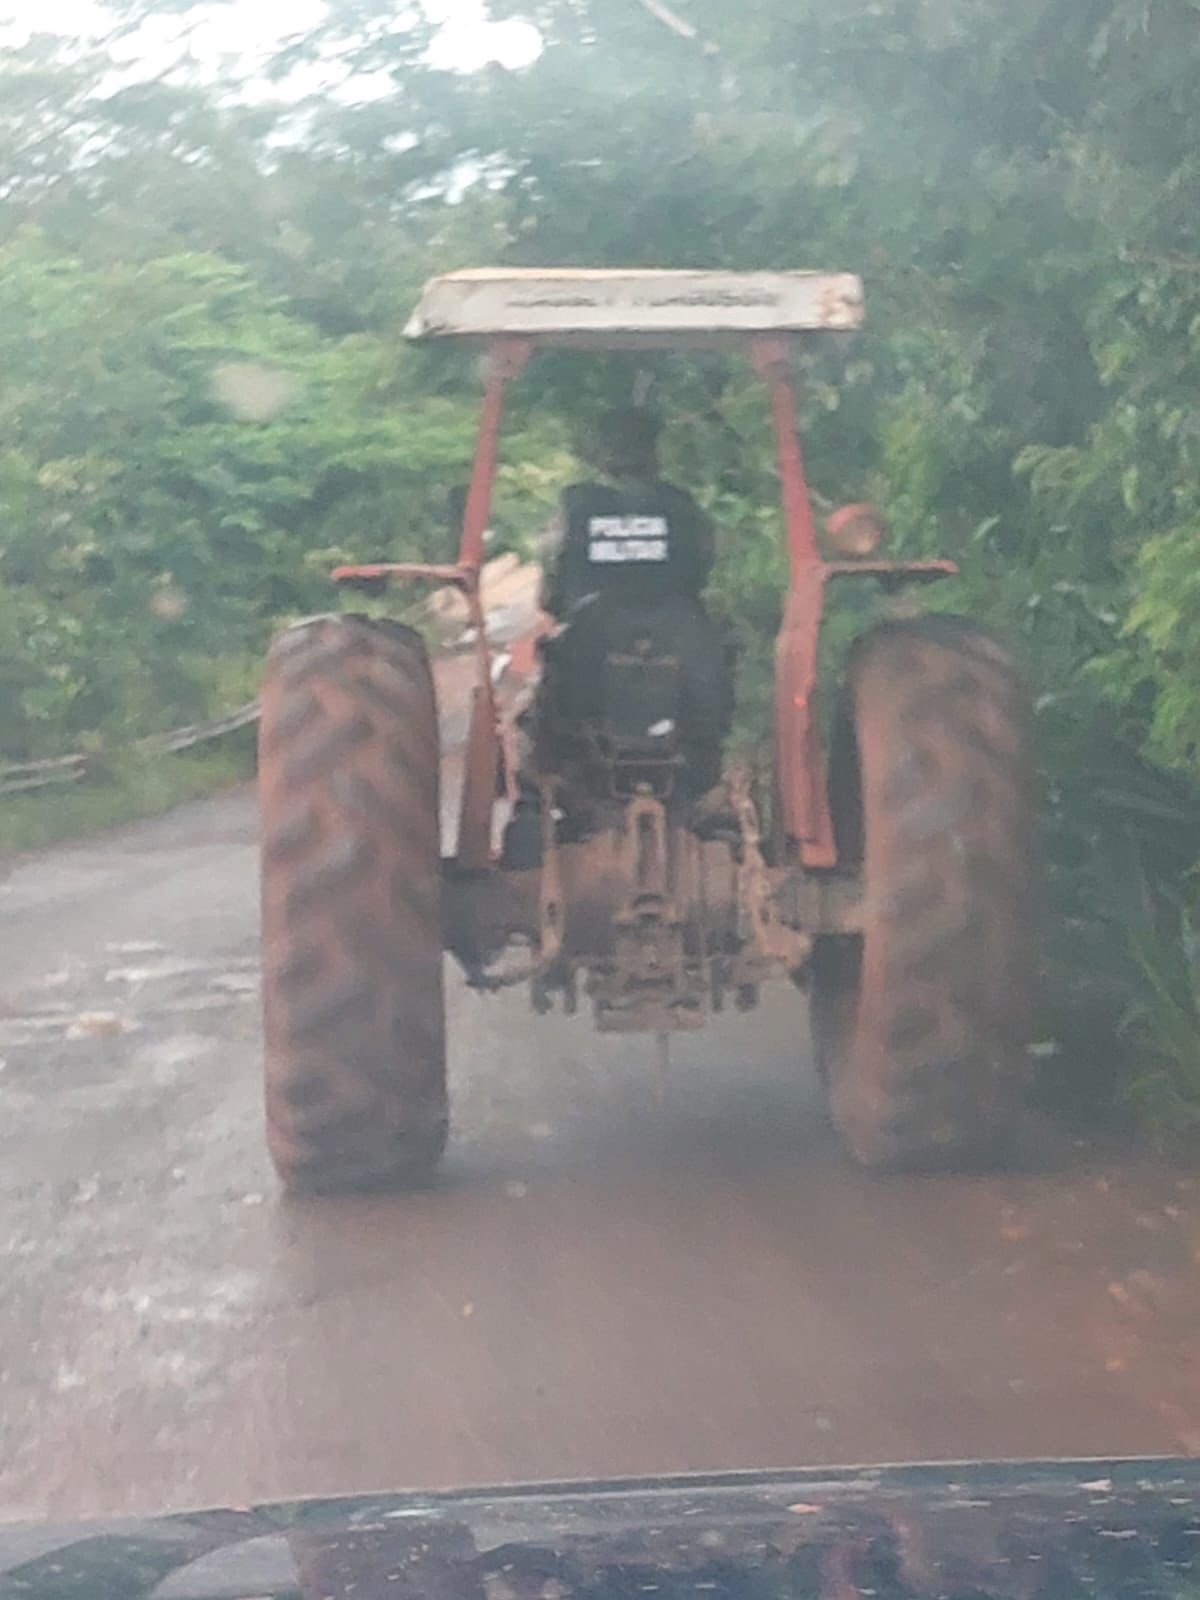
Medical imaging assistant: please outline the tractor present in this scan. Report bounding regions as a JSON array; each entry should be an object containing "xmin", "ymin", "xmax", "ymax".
[{"xmin": 257, "ymin": 269, "xmax": 1036, "ymax": 1191}]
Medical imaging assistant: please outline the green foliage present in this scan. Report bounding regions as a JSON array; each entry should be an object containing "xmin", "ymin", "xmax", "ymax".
[
  {"xmin": 0, "ymin": 30, "xmax": 559, "ymax": 770},
  {"xmin": 0, "ymin": 235, "xmax": 372, "ymax": 753},
  {"xmin": 1120, "ymin": 891, "xmax": 1200, "ymax": 1147},
  {"xmin": 0, "ymin": 228, "xmax": 552, "ymax": 762},
  {"xmin": 0, "ymin": 741, "xmax": 254, "ymax": 857}
]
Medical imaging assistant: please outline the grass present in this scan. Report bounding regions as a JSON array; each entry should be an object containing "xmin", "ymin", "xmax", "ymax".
[{"xmin": 0, "ymin": 735, "xmax": 256, "ymax": 858}]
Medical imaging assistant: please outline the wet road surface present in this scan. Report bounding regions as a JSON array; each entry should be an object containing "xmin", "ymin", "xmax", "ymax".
[{"xmin": 2, "ymin": 667, "xmax": 1200, "ymax": 1524}]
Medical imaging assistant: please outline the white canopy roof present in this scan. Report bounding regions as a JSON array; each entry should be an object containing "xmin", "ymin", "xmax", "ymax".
[{"xmin": 405, "ymin": 269, "xmax": 865, "ymax": 345}]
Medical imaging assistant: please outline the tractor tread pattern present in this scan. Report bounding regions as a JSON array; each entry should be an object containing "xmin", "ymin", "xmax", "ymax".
[
  {"xmin": 259, "ymin": 614, "xmax": 447, "ymax": 1192},
  {"xmin": 823, "ymin": 615, "xmax": 1036, "ymax": 1170}
]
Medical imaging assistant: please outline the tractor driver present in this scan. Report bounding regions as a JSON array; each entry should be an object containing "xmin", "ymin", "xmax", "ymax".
[
  {"xmin": 540, "ymin": 406, "xmax": 715, "ymax": 622},
  {"xmin": 501, "ymin": 407, "xmax": 734, "ymax": 868},
  {"xmin": 538, "ymin": 405, "xmax": 733, "ymax": 776}
]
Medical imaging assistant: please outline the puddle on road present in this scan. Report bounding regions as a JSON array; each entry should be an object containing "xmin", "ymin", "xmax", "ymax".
[
  {"xmin": 0, "ymin": 947, "xmax": 261, "ymax": 1051},
  {"xmin": 103, "ymin": 953, "xmax": 259, "ymax": 986}
]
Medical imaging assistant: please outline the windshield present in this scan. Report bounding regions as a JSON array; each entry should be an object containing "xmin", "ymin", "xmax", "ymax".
[{"xmin": 2, "ymin": 0, "xmax": 1199, "ymax": 1564}]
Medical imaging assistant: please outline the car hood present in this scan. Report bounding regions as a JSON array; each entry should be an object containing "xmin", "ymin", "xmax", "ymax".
[{"xmin": 2, "ymin": 1460, "xmax": 1199, "ymax": 1599}]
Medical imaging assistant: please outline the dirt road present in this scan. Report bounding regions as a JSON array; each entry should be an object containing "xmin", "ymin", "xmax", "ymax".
[{"xmin": 3, "ymin": 637, "xmax": 1200, "ymax": 1525}]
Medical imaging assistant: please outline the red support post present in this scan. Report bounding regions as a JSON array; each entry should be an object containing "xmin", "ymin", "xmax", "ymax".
[
  {"xmin": 752, "ymin": 337, "xmax": 837, "ymax": 869},
  {"xmin": 455, "ymin": 338, "xmax": 532, "ymax": 872},
  {"xmin": 458, "ymin": 338, "xmax": 532, "ymax": 572},
  {"xmin": 753, "ymin": 337, "xmax": 821, "ymax": 576}
]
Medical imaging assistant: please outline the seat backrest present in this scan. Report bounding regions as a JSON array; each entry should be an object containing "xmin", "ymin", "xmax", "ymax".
[{"xmin": 602, "ymin": 647, "xmax": 682, "ymax": 755}]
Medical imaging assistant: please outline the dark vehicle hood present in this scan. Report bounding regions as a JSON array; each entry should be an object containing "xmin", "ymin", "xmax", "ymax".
[{"xmin": 3, "ymin": 1460, "xmax": 1200, "ymax": 1599}]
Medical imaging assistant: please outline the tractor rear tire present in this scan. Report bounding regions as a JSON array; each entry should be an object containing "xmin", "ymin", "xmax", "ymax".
[
  {"xmin": 259, "ymin": 614, "xmax": 447, "ymax": 1192},
  {"xmin": 813, "ymin": 615, "xmax": 1036, "ymax": 1170}
]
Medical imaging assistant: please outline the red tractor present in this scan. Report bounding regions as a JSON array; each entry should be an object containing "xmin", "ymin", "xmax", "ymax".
[{"xmin": 257, "ymin": 270, "xmax": 1036, "ymax": 1191}]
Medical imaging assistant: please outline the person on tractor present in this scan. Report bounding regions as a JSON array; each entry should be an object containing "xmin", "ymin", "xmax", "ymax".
[
  {"xmin": 540, "ymin": 405, "xmax": 715, "ymax": 621},
  {"xmin": 501, "ymin": 406, "xmax": 734, "ymax": 868},
  {"xmin": 543, "ymin": 405, "xmax": 733, "ymax": 750}
]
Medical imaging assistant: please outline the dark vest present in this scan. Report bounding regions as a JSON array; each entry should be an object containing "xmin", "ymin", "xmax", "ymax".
[{"xmin": 551, "ymin": 480, "xmax": 712, "ymax": 615}]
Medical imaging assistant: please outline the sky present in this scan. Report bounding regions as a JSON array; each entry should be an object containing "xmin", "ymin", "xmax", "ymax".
[{"xmin": 0, "ymin": 0, "xmax": 542, "ymax": 77}]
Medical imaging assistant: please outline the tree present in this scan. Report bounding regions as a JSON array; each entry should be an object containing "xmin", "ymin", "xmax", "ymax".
[{"xmin": 0, "ymin": 228, "xmax": 556, "ymax": 758}]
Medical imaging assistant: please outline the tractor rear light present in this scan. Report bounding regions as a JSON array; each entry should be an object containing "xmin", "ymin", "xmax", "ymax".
[{"xmin": 825, "ymin": 502, "xmax": 888, "ymax": 559}]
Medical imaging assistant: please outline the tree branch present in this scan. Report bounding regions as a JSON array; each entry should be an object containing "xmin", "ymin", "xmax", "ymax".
[{"xmin": 631, "ymin": 0, "xmax": 719, "ymax": 54}]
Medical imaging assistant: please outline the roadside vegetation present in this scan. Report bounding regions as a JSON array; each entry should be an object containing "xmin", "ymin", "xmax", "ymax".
[
  {"xmin": 2, "ymin": 0, "xmax": 1199, "ymax": 1137},
  {"xmin": 0, "ymin": 740, "xmax": 253, "ymax": 857}
]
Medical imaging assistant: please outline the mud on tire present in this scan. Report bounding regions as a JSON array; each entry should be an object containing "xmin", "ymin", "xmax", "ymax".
[
  {"xmin": 259, "ymin": 615, "xmax": 447, "ymax": 1191},
  {"xmin": 813, "ymin": 615, "xmax": 1036, "ymax": 1170}
]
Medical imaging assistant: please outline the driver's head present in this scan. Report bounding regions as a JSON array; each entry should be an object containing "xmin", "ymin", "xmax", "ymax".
[{"xmin": 576, "ymin": 406, "xmax": 663, "ymax": 482}]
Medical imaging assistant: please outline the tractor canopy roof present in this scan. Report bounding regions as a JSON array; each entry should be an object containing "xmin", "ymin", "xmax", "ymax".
[{"xmin": 404, "ymin": 268, "xmax": 864, "ymax": 349}]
